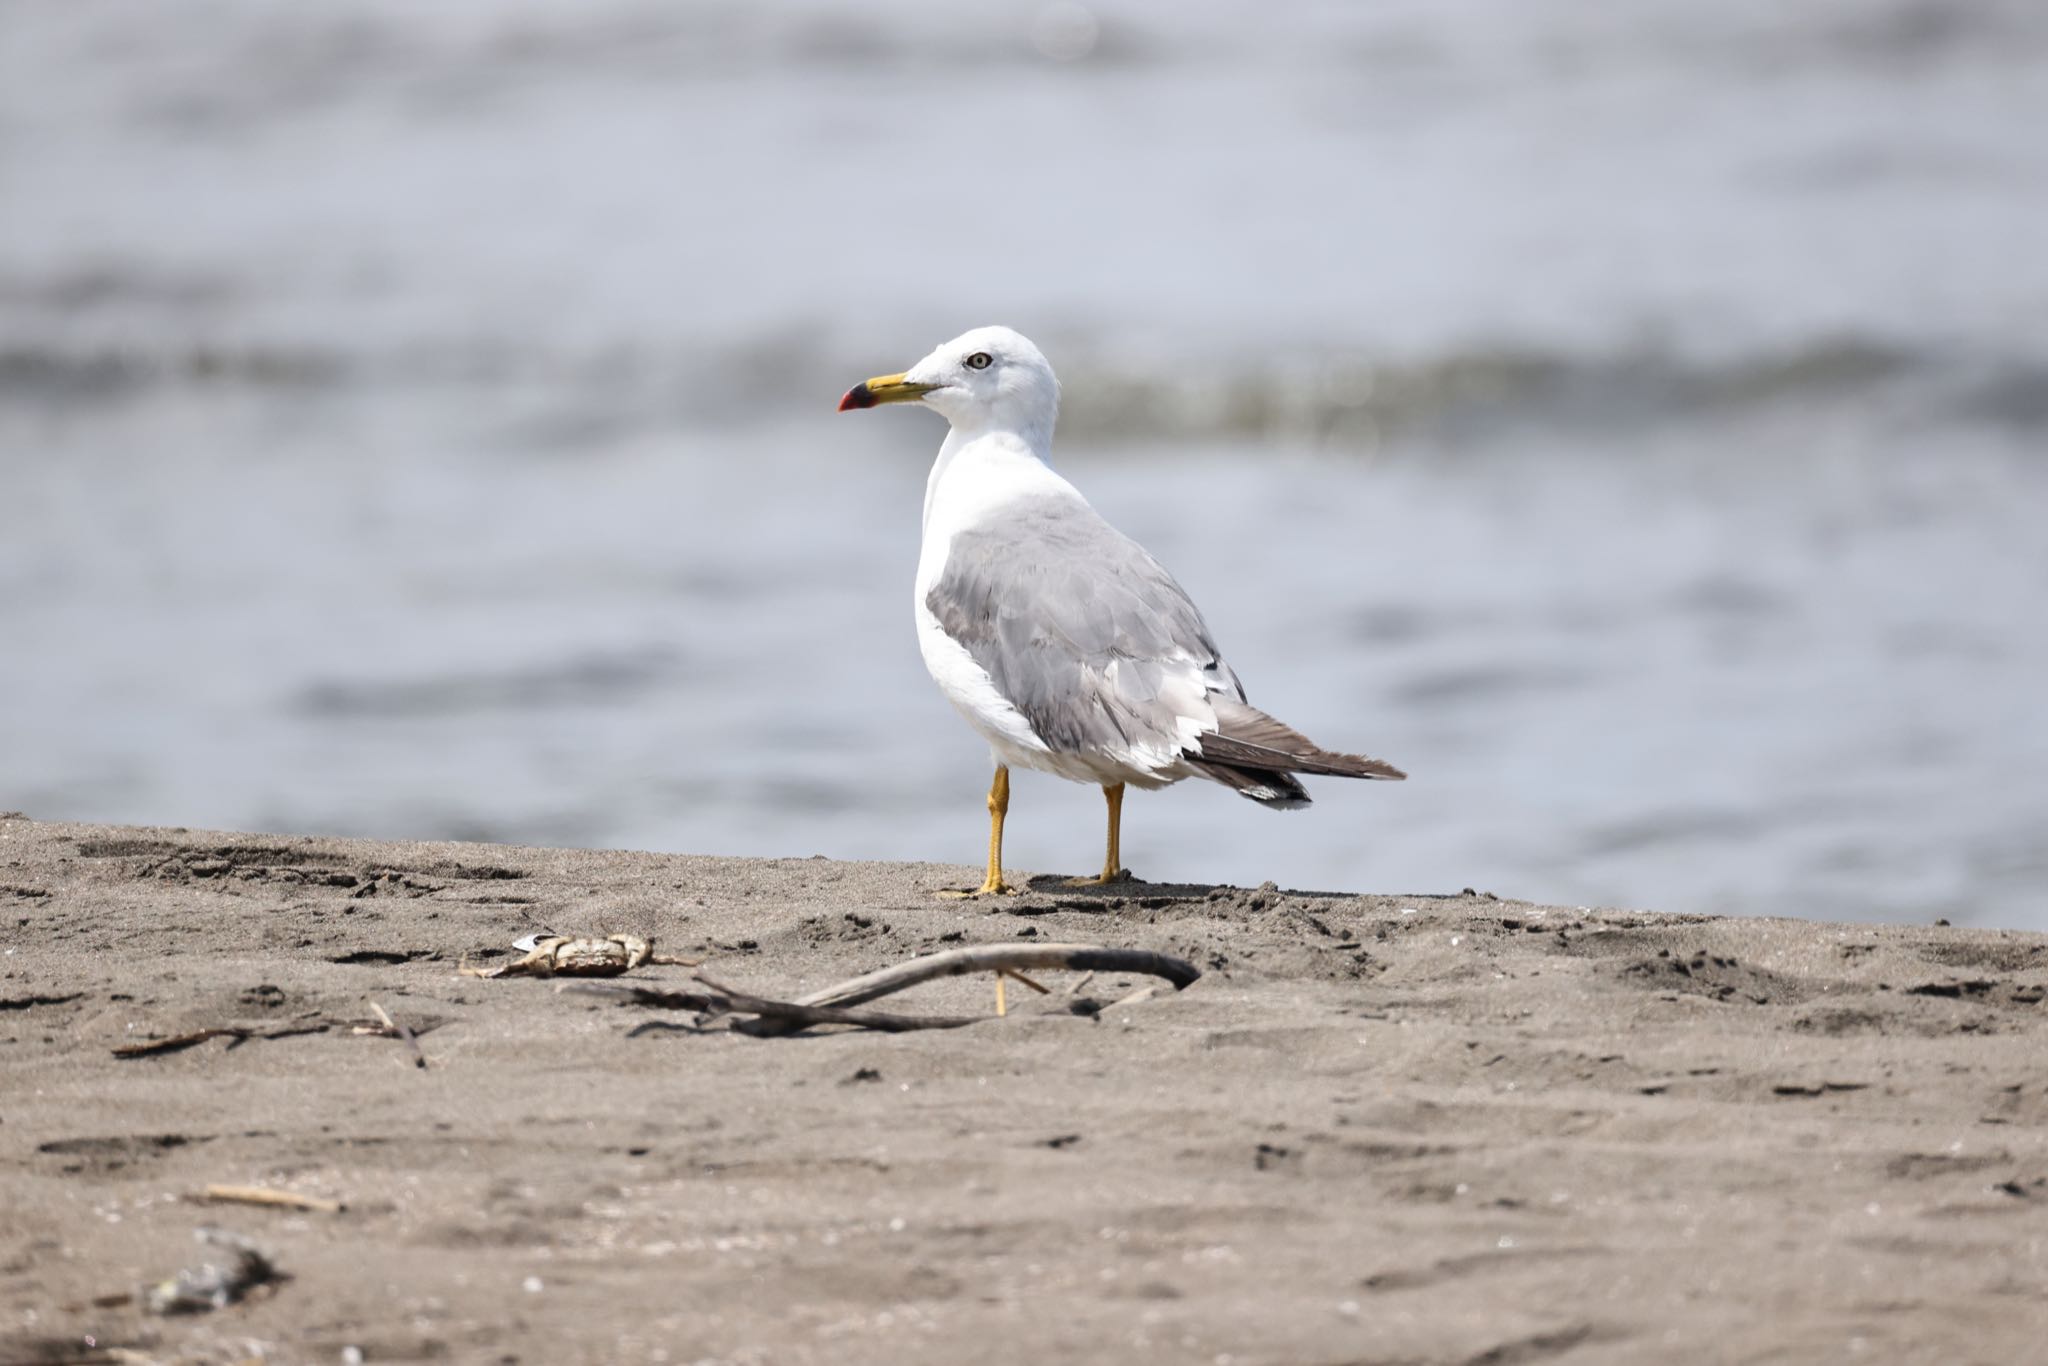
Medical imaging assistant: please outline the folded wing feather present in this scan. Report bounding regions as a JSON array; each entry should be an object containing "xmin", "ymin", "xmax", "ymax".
[{"xmin": 927, "ymin": 494, "xmax": 1404, "ymax": 803}]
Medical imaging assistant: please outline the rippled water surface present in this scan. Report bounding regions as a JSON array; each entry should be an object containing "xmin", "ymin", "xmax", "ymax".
[{"xmin": 4, "ymin": 1, "xmax": 2045, "ymax": 927}]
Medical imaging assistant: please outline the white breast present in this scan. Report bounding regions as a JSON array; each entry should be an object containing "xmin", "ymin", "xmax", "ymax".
[{"xmin": 912, "ymin": 433, "xmax": 1081, "ymax": 767}]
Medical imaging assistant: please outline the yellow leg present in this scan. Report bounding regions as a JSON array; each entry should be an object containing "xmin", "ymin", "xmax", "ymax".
[
  {"xmin": 1064, "ymin": 782, "xmax": 1126, "ymax": 887},
  {"xmin": 939, "ymin": 765, "xmax": 1020, "ymax": 898}
]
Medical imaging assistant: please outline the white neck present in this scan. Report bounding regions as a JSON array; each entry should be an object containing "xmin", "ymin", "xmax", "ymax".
[
  {"xmin": 952, "ymin": 399, "xmax": 1056, "ymax": 456},
  {"xmin": 920, "ymin": 419, "xmax": 1065, "ymax": 538}
]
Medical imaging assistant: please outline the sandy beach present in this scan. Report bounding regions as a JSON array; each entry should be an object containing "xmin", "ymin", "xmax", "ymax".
[{"xmin": 2, "ymin": 812, "xmax": 2044, "ymax": 1364}]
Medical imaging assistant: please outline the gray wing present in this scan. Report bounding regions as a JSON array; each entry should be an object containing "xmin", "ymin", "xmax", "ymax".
[{"xmin": 926, "ymin": 493, "xmax": 1243, "ymax": 760}]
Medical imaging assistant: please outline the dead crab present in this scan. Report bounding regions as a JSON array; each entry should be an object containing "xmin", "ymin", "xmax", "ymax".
[{"xmin": 461, "ymin": 932, "xmax": 700, "ymax": 979}]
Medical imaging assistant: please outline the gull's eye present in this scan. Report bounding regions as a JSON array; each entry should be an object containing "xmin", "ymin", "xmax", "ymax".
[{"xmin": 964, "ymin": 352, "xmax": 993, "ymax": 370}]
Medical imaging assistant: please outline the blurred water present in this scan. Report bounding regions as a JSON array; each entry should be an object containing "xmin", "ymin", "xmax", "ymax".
[{"xmin": 2, "ymin": 1, "xmax": 2045, "ymax": 927}]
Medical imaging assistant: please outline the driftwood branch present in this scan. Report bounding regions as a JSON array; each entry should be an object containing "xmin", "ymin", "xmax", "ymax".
[
  {"xmin": 795, "ymin": 943, "xmax": 1200, "ymax": 1011},
  {"xmin": 572, "ymin": 942, "xmax": 1199, "ymax": 1037}
]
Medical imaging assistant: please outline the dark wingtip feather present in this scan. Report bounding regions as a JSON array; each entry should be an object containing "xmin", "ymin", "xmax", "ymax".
[
  {"xmin": 1185, "ymin": 759, "xmax": 1312, "ymax": 808},
  {"xmin": 1192, "ymin": 731, "xmax": 1406, "ymax": 782},
  {"xmin": 1194, "ymin": 700, "xmax": 1406, "ymax": 782}
]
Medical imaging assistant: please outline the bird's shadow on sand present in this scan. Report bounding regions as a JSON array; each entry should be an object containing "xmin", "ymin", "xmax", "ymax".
[{"xmin": 1011, "ymin": 871, "xmax": 1479, "ymax": 913}]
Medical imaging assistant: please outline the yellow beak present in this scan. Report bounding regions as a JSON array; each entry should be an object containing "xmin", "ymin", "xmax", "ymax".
[{"xmin": 838, "ymin": 372, "xmax": 938, "ymax": 411}]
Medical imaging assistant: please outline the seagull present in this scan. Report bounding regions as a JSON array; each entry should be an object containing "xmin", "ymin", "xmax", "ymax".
[{"xmin": 839, "ymin": 326, "xmax": 1404, "ymax": 896}]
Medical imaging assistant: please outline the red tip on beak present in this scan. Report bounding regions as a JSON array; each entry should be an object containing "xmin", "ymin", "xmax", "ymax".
[{"xmin": 837, "ymin": 383, "xmax": 875, "ymax": 412}]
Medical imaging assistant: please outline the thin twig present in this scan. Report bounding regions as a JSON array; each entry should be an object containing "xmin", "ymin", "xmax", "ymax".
[
  {"xmin": 112, "ymin": 1022, "xmax": 331, "ymax": 1059},
  {"xmin": 197, "ymin": 1185, "xmax": 344, "ymax": 1214},
  {"xmin": 1105, "ymin": 984, "xmax": 1160, "ymax": 1012},
  {"xmin": 1001, "ymin": 968, "xmax": 1051, "ymax": 995},
  {"xmin": 369, "ymin": 1001, "xmax": 427, "ymax": 1069},
  {"xmin": 113, "ymin": 1028, "xmax": 244, "ymax": 1058}
]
